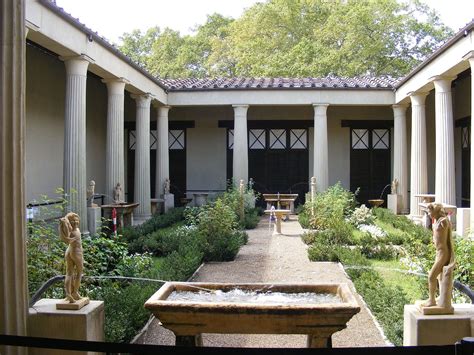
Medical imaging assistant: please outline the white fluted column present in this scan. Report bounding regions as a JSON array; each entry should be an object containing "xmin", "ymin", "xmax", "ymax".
[
  {"xmin": 232, "ymin": 105, "xmax": 249, "ymax": 184},
  {"xmin": 103, "ymin": 78, "xmax": 127, "ymax": 204},
  {"xmin": 62, "ymin": 55, "xmax": 92, "ymax": 233},
  {"xmin": 464, "ymin": 52, "xmax": 474, "ymax": 230},
  {"xmin": 1, "ymin": 1, "xmax": 28, "ymax": 351},
  {"xmin": 155, "ymin": 105, "xmax": 170, "ymax": 197},
  {"xmin": 409, "ymin": 92, "xmax": 429, "ymax": 216},
  {"xmin": 432, "ymin": 76, "xmax": 456, "ymax": 205},
  {"xmin": 393, "ymin": 104, "xmax": 409, "ymax": 213},
  {"xmin": 132, "ymin": 94, "xmax": 152, "ymax": 219},
  {"xmin": 313, "ymin": 104, "xmax": 329, "ymax": 192}
]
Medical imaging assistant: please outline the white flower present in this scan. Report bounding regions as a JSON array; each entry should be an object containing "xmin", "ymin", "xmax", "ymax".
[{"xmin": 358, "ymin": 224, "xmax": 386, "ymax": 239}]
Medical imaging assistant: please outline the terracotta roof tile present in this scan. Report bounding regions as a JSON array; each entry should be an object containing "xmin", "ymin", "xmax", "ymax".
[{"xmin": 160, "ymin": 76, "xmax": 398, "ymax": 91}]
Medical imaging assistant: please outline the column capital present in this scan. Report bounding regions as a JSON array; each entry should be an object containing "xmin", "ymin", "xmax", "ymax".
[
  {"xmin": 430, "ymin": 75, "xmax": 457, "ymax": 93},
  {"xmin": 158, "ymin": 106, "xmax": 171, "ymax": 117},
  {"xmin": 233, "ymin": 104, "xmax": 249, "ymax": 116},
  {"xmin": 408, "ymin": 91, "xmax": 429, "ymax": 106},
  {"xmin": 151, "ymin": 101, "xmax": 172, "ymax": 110},
  {"xmin": 60, "ymin": 54, "xmax": 94, "ymax": 76},
  {"xmin": 313, "ymin": 103, "xmax": 329, "ymax": 116},
  {"xmin": 102, "ymin": 77, "xmax": 128, "ymax": 94},
  {"xmin": 232, "ymin": 104, "xmax": 249, "ymax": 108},
  {"xmin": 131, "ymin": 93, "xmax": 152, "ymax": 108}
]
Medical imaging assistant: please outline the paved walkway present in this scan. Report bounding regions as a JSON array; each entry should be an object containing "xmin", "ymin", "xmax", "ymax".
[{"xmin": 139, "ymin": 215, "xmax": 389, "ymax": 348}]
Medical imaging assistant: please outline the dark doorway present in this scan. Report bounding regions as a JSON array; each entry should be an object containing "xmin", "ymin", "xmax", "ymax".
[
  {"xmin": 126, "ymin": 125, "xmax": 189, "ymax": 206},
  {"xmin": 226, "ymin": 127, "xmax": 309, "ymax": 207},
  {"xmin": 350, "ymin": 127, "xmax": 391, "ymax": 206},
  {"xmin": 460, "ymin": 121, "xmax": 471, "ymax": 207}
]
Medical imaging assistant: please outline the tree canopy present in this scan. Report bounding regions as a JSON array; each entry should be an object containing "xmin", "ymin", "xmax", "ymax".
[{"xmin": 119, "ymin": 0, "xmax": 453, "ymax": 79}]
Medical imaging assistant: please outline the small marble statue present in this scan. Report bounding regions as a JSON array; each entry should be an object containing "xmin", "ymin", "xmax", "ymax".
[
  {"xmin": 164, "ymin": 178, "xmax": 171, "ymax": 195},
  {"xmin": 391, "ymin": 178, "xmax": 399, "ymax": 195},
  {"xmin": 86, "ymin": 180, "xmax": 97, "ymax": 207},
  {"xmin": 58, "ymin": 212, "xmax": 89, "ymax": 309},
  {"xmin": 418, "ymin": 203, "xmax": 455, "ymax": 314},
  {"xmin": 113, "ymin": 182, "xmax": 123, "ymax": 203}
]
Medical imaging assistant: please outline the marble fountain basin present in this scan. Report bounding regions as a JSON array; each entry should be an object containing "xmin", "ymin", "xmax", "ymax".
[{"xmin": 144, "ymin": 282, "xmax": 360, "ymax": 347}]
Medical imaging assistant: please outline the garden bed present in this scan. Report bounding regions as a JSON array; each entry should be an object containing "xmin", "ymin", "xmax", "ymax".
[
  {"xmin": 27, "ymin": 185, "xmax": 259, "ymax": 343},
  {"xmin": 299, "ymin": 184, "xmax": 473, "ymax": 345}
]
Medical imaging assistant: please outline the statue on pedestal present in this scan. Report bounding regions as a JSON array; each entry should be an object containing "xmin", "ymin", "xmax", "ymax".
[
  {"xmin": 113, "ymin": 182, "xmax": 123, "ymax": 204},
  {"xmin": 87, "ymin": 180, "xmax": 97, "ymax": 207},
  {"xmin": 164, "ymin": 178, "xmax": 171, "ymax": 195},
  {"xmin": 57, "ymin": 212, "xmax": 89, "ymax": 310},
  {"xmin": 417, "ymin": 203, "xmax": 455, "ymax": 315},
  {"xmin": 391, "ymin": 178, "xmax": 399, "ymax": 195}
]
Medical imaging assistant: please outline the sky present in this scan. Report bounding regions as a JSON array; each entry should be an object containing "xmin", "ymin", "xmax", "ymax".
[{"xmin": 55, "ymin": 0, "xmax": 474, "ymax": 45}]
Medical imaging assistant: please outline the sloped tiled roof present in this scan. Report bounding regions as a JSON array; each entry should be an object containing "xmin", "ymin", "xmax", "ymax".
[{"xmin": 159, "ymin": 76, "xmax": 398, "ymax": 91}]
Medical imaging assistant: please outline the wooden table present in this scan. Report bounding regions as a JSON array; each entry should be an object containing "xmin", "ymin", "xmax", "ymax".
[
  {"xmin": 263, "ymin": 193, "xmax": 298, "ymax": 212},
  {"xmin": 265, "ymin": 209, "xmax": 291, "ymax": 235},
  {"xmin": 101, "ymin": 202, "xmax": 139, "ymax": 229}
]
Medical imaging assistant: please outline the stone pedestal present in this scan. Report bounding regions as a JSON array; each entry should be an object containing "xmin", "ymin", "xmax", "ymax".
[
  {"xmin": 151, "ymin": 198, "xmax": 164, "ymax": 215},
  {"xmin": 28, "ymin": 299, "xmax": 104, "ymax": 355},
  {"xmin": 387, "ymin": 194, "xmax": 402, "ymax": 214},
  {"xmin": 403, "ymin": 304, "xmax": 474, "ymax": 346},
  {"xmin": 456, "ymin": 208, "xmax": 470, "ymax": 237},
  {"xmin": 164, "ymin": 193, "xmax": 175, "ymax": 213},
  {"xmin": 87, "ymin": 207, "xmax": 101, "ymax": 235}
]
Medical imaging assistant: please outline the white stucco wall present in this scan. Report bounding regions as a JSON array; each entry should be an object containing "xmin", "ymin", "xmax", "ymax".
[
  {"xmin": 170, "ymin": 105, "xmax": 400, "ymax": 193},
  {"xmin": 26, "ymin": 45, "xmax": 65, "ymax": 202},
  {"xmin": 169, "ymin": 108, "xmax": 230, "ymax": 192},
  {"xmin": 85, "ymin": 74, "xmax": 107, "ymax": 196},
  {"xmin": 26, "ymin": 44, "xmax": 108, "ymax": 202},
  {"xmin": 454, "ymin": 75, "xmax": 472, "ymax": 205}
]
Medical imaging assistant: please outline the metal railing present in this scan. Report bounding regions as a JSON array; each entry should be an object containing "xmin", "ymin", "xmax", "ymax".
[{"xmin": 1, "ymin": 334, "xmax": 472, "ymax": 354}]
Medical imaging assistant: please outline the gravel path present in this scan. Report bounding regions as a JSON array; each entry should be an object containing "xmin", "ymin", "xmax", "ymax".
[{"xmin": 139, "ymin": 215, "xmax": 389, "ymax": 348}]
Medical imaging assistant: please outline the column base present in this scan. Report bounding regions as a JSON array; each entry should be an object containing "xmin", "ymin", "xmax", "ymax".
[{"xmin": 403, "ymin": 304, "xmax": 474, "ymax": 346}]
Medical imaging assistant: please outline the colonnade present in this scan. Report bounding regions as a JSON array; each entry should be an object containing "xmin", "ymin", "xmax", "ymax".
[{"xmin": 60, "ymin": 57, "xmax": 172, "ymax": 230}]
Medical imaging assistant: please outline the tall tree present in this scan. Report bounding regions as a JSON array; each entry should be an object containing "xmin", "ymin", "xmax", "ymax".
[{"xmin": 119, "ymin": 0, "xmax": 453, "ymax": 78}]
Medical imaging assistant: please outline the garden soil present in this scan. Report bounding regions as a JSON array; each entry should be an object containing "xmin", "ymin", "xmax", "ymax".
[{"xmin": 138, "ymin": 215, "xmax": 389, "ymax": 348}]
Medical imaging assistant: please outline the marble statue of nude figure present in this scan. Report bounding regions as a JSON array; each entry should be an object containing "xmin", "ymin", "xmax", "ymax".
[
  {"xmin": 418, "ymin": 203, "xmax": 455, "ymax": 314},
  {"xmin": 57, "ymin": 212, "xmax": 89, "ymax": 309}
]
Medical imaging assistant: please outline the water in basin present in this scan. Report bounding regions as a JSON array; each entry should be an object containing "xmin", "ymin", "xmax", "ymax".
[{"xmin": 167, "ymin": 289, "xmax": 342, "ymax": 305}]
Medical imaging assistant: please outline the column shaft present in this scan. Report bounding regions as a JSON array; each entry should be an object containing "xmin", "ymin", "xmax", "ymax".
[
  {"xmin": 0, "ymin": 0, "xmax": 28, "ymax": 351},
  {"xmin": 133, "ymin": 95, "xmax": 152, "ymax": 219},
  {"xmin": 62, "ymin": 56, "xmax": 90, "ymax": 233},
  {"xmin": 233, "ymin": 105, "xmax": 249, "ymax": 184},
  {"xmin": 432, "ymin": 76, "xmax": 456, "ymax": 205},
  {"xmin": 393, "ymin": 104, "xmax": 409, "ymax": 213},
  {"xmin": 103, "ymin": 79, "xmax": 126, "ymax": 204},
  {"xmin": 465, "ymin": 54, "xmax": 474, "ymax": 231},
  {"xmin": 313, "ymin": 104, "xmax": 329, "ymax": 192},
  {"xmin": 156, "ymin": 106, "xmax": 170, "ymax": 197},
  {"xmin": 409, "ymin": 93, "xmax": 429, "ymax": 216}
]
